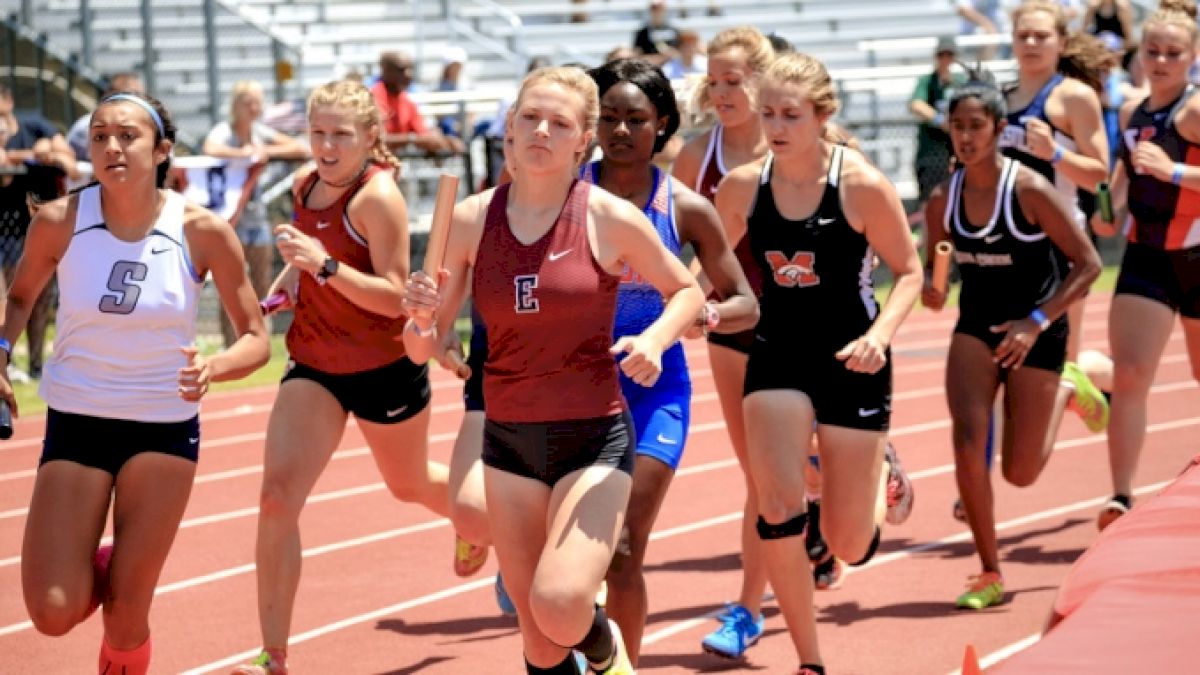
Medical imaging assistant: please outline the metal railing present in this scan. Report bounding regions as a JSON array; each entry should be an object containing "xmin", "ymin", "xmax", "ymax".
[
  {"xmin": 214, "ymin": 0, "xmax": 305, "ymax": 106},
  {"xmin": 1, "ymin": 11, "xmax": 106, "ymax": 128},
  {"xmin": 442, "ymin": 0, "xmax": 529, "ymax": 80}
]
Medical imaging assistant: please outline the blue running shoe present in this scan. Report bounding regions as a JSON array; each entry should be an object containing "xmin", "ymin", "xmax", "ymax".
[
  {"xmin": 495, "ymin": 574, "xmax": 517, "ymax": 617},
  {"xmin": 701, "ymin": 604, "xmax": 764, "ymax": 659}
]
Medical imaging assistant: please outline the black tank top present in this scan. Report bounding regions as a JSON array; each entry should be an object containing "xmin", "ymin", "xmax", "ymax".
[
  {"xmin": 748, "ymin": 145, "xmax": 878, "ymax": 348},
  {"xmin": 1092, "ymin": 5, "xmax": 1124, "ymax": 40},
  {"xmin": 943, "ymin": 158, "xmax": 1065, "ymax": 326},
  {"xmin": 1120, "ymin": 86, "xmax": 1200, "ymax": 250}
]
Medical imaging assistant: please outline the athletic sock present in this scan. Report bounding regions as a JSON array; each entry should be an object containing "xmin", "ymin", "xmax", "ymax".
[
  {"xmin": 99, "ymin": 635, "xmax": 151, "ymax": 675},
  {"xmin": 526, "ymin": 654, "xmax": 582, "ymax": 674},
  {"xmin": 800, "ymin": 663, "xmax": 827, "ymax": 675},
  {"xmin": 848, "ymin": 526, "xmax": 881, "ymax": 567},
  {"xmin": 576, "ymin": 607, "xmax": 615, "ymax": 670},
  {"xmin": 1111, "ymin": 494, "xmax": 1132, "ymax": 510},
  {"xmin": 805, "ymin": 500, "xmax": 827, "ymax": 562}
]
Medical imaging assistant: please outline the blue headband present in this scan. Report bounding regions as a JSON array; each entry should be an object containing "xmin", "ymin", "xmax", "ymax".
[{"xmin": 102, "ymin": 94, "xmax": 166, "ymax": 137}]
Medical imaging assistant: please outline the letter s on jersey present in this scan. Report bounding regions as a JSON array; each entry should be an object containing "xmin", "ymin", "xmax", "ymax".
[{"xmin": 765, "ymin": 251, "xmax": 820, "ymax": 288}]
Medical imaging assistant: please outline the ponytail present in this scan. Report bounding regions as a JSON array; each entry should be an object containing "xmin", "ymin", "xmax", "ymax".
[
  {"xmin": 1058, "ymin": 31, "xmax": 1112, "ymax": 94},
  {"xmin": 370, "ymin": 135, "xmax": 403, "ymax": 179}
]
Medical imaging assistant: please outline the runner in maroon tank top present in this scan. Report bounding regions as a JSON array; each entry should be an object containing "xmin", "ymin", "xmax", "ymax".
[
  {"xmin": 233, "ymin": 80, "xmax": 452, "ymax": 675},
  {"xmin": 403, "ymin": 66, "xmax": 703, "ymax": 674},
  {"xmin": 671, "ymin": 26, "xmax": 778, "ymax": 657}
]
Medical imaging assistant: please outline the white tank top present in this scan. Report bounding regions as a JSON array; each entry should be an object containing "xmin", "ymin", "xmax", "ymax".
[{"xmin": 41, "ymin": 186, "xmax": 205, "ymax": 422}]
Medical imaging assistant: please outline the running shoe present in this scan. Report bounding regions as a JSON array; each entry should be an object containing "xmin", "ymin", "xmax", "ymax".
[
  {"xmin": 86, "ymin": 544, "xmax": 113, "ymax": 619},
  {"xmin": 813, "ymin": 555, "xmax": 845, "ymax": 591},
  {"xmin": 955, "ymin": 571, "xmax": 1005, "ymax": 610},
  {"xmin": 797, "ymin": 666, "xmax": 827, "ymax": 675},
  {"xmin": 700, "ymin": 603, "xmax": 764, "ymax": 659},
  {"xmin": 453, "ymin": 534, "xmax": 488, "ymax": 577},
  {"xmin": 884, "ymin": 442, "xmax": 915, "ymax": 525},
  {"xmin": 594, "ymin": 619, "xmax": 635, "ymax": 674},
  {"xmin": 1062, "ymin": 361, "xmax": 1110, "ymax": 433},
  {"xmin": 494, "ymin": 574, "xmax": 517, "ymax": 617},
  {"xmin": 231, "ymin": 650, "xmax": 288, "ymax": 675},
  {"xmin": 1097, "ymin": 496, "xmax": 1131, "ymax": 531}
]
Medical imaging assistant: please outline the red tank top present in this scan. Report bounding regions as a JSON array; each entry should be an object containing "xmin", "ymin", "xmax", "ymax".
[
  {"xmin": 286, "ymin": 163, "xmax": 407, "ymax": 374},
  {"xmin": 473, "ymin": 180, "xmax": 623, "ymax": 423},
  {"xmin": 697, "ymin": 124, "xmax": 763, "ymax": 296}
]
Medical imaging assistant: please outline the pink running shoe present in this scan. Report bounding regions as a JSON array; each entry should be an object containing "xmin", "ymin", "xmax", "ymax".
[
  {"xmin": 885, "ymin": 443, "xmax": 914, "ymax": 525},
  {"xmin": 87, "ymin": 544, "xmax": 113, "ymax": 619}
]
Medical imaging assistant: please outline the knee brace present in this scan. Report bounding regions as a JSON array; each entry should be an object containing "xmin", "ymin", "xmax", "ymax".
[{"xmin": 756, "ymin": 511, "xmax": 808, "ymax": 540}]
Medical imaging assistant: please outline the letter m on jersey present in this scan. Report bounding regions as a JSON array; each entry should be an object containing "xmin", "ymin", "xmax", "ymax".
[
  {"xmin": 765, "ymin": 251, "xmax": 819, "ymax": 288},
  {"xmin": 514, "ymin": 274, "xmax": 540, "ymax": 313}
]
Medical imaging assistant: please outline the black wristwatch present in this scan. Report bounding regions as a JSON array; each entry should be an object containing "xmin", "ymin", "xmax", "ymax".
[{"xmin": 316, "ymin": 256, "xmax": 339, "ymax": 285}]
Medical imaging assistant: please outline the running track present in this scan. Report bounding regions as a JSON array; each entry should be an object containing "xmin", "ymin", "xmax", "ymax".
[{"xmin": 2, "ymin": 294, "xmax": 1196, "ymax": 674}]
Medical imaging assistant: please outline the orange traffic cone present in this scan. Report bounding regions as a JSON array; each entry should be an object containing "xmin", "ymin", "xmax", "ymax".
[{"xmin": 962, "ymin": 644, "xmax": 982, "ymax": 675}]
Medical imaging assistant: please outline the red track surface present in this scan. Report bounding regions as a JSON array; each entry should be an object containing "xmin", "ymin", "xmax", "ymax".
[{"xmin": 2, "ymin": 294, "xmax": 1196, "ymax": 674}]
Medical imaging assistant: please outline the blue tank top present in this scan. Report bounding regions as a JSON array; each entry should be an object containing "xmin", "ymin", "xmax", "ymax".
[
  {"xmin": 999, "ymin": 74, "xmax": 1083, "ymax": 225},
  {"xmin": 582, "ymin": 161, "xmax": 689, "ymax": 388}
]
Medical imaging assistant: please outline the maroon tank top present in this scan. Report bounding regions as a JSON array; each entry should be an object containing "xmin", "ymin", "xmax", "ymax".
[
  {"xmin": 472, "ymin": 180, "xmax": 623, "ymax": 423},
  {"xmin": 287, "ymin": 163, "xmax": 407, "ymax": 374},
  {"xmin": 697, "ymin": 124, "xmax": 763, "ymax": 296}
]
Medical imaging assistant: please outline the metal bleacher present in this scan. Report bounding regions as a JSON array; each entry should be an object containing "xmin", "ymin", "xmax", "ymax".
[{"xmin": 5, "ymin": 0, "xmax": 978, "ymax": 199}]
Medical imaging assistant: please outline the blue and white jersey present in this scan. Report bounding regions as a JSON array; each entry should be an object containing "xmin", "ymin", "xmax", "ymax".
[
  {"xmin": 41, "ymin": 185, "xmax": 205, "ymax": 422},
  {"xmin": 582, "ymin": 161, "xmax": 689, "ymax": 390}
]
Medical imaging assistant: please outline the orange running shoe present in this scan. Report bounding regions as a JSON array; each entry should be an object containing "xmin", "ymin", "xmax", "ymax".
[{"xmin": 453, "ymin": 534, "xmax": 488, "ymax": 577}]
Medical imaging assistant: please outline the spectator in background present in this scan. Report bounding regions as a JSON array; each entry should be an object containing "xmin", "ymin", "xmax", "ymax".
[
  {"xmin": 67, "ymin": 72, "xmax": 144, "ymax": 162},
  {"xmin": 371, "ymin": 51, "xmax": 464, "ymax": 155},
  {"xmin": 955, "ymin": 0, "xmax": 1005, "ymax": 59},
  {"xmin": 1085, "ymin": 0, "xmax": 1134, "ymax": 52},
  {"xmin": 436, "ymin": 46, "xmax": 472, "ymax": 140},
  {"xmin": 0, "ymin": 83, "xmax": 75, "ymax": 380},
  {"xmin": 662, "ymin": 30, "xmax": 707, "ymax": 80},
  {"xmin": 910, "ymin": 36, "xmax": 967, "ymax": 214},
  {"xmin": 633, "ymin": 0, "xmax": 680, "ymax": 65},
  {"xmin": 608, "ymin": 45, "xmax": 643, "ymax": 63},
  {"xmin": 202, "ymin": 80, "xmax": 309, "ymax": 346},
  {"xmin": 1055, "ymin": 0, "xmax": 1087, "ymax": 31}
]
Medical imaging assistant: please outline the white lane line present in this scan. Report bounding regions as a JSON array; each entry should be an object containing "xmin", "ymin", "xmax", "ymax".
[
  {"xmin": 167, "ymin": 471, "xmax": 1174, "ymax": 670},
  {"xmin": 944, "ymin": 633, "xmax": 1042, "ymax": 675}
]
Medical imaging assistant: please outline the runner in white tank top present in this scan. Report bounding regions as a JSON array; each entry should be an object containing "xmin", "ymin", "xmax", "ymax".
[
  {"xmin": 41, "ymin": 185, "xmax": 203, "ymax": 421},
  {"xmin": 0, "ymin": 92, "xmax": 269, "ymax": 675}
]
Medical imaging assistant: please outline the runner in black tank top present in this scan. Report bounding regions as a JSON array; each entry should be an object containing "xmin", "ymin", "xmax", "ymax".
[
  {"xmin": 1092, "ymin": 9, "xmax": 1200, "ymax": 532},
  {"xmin": 922, "ymin": 83, "xmax": 1101, "ymax": 612},
  {"xmin": 719, "ymin": 53, "xmax": 924, "ymax": 674}
]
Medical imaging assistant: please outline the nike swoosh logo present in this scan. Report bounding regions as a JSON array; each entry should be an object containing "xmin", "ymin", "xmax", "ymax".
[
  {"xmin": 386, "ymin": 405, "xmax": 409, "ymax": 418},
  {"xmin": 188, "ymin": 437, "xmax": 199, "ymax": 444},
  {"xmin": 858, "ymin": 408, "xmax": 880, "ymax": 417},
  {"xmin": 817, "ymin": 217, "xmax": 836, "ymax": 226},
  {"xmin": 984, "ymin": 234, "xmax": 1002, "ymax": 244},
  {"xmin": 548, "ymin": 249, "xmax": 572, "ymax": 261},
  {"xmin": 656, "ymin": 433, "xmax": 678, "ymax": 445},
  {"xmin": 316, "ymin": 221, "xmax": 331, "ymax": 229},
  {"xmin": 151, "ymin": 247, "xmax": 171, "ymax": 255}
]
